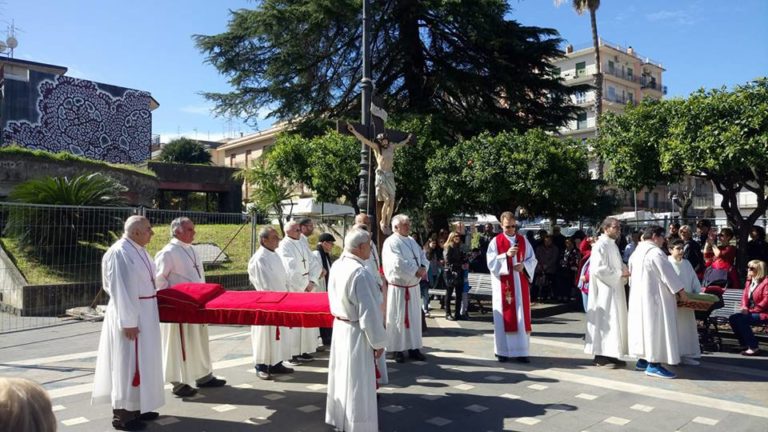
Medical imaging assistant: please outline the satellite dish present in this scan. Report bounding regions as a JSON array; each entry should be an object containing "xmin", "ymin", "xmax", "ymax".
[{"xmin": 6, "ymin": 36, "xmax": 17, "ymax": 49}]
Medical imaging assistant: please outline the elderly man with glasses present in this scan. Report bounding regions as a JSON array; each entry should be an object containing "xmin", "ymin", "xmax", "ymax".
[{"xmin": 486, "ymin": 211, "xmax": 538, "ymax": 363}]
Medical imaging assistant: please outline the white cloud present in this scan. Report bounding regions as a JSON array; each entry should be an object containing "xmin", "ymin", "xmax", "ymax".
[{"xmin": 646, "ymin": 10, "xmax": 696, "ymax": 25}]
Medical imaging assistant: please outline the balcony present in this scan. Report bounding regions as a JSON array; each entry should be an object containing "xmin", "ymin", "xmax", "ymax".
[
  {"xmin": 604, "ymin": 94, "xmax": 628, "ymax": 105},
  {"xmin": 604, "ymin": 68, "xmax": 640, "ymax": 84}
]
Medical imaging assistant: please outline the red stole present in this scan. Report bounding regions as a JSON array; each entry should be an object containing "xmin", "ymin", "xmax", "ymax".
[{"xmin": 495, "ymin": 234, "xmax": 532, "ymax": 333}]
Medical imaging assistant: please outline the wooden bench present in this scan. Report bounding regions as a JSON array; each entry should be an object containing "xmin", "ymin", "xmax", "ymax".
[
  {"xmin": 428, "ymin": 272, "xmax": 494, "ymax": 314},
  {"xmin": 706, "ymin": 288, "xmax": 768, "ymax": 347}
]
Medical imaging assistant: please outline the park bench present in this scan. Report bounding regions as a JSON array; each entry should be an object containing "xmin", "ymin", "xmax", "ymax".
[
  {"xmin": 428, "ymin": 272, "xmax": 494, "ymax": 314},
  {"xmin": 706, "ymin": 288, "xmax": 768, "ymax": 350}
]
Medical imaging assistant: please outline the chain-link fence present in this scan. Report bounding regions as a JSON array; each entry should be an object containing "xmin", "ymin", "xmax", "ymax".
[{"xmin": 0, "ymin": 202, "xmax": 356, "ymax": 333}]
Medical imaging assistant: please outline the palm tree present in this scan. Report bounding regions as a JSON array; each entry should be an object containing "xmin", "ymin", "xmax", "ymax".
[{"xmin": 556, "ymin": 0, "xmax": 604, "ymax": 180}]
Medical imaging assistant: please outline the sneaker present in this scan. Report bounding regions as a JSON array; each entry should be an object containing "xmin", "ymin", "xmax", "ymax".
[
  {"xmin": 172, "ymin": 384, "xmax": 198, "ymax": 397},
  {"xmin": 256, "ymin": 370, "xmax": 271, "ymax": 380},
  {"xmin": 285, "ymin": 357, "xmax": 303, "ymax": 367},
  {"xmin": 299, "ymin": 353, "xmax": 315, "ymax": 362},
  {"xmin": 741, "ymin": 348, "xmax": 760, "ymax": 356},
  {"xmin": 635, "ymin": 359, "xmax": 649, "ymax": 371},
  {"xmin": 645, "ymin": 364, "xmax": 676, "ymax": 379},
  {"xmin": 269, "ymin": 364, "xmax": 294, "ymax": 374},
  {"xmin": 681, "ymin": 357, "xmax": 700, "ymax": 366}
]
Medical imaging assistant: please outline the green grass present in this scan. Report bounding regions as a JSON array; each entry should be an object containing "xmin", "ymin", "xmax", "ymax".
[
  {"xmin": 0, "ymin": 223, "xmax": 341, "ymax": 284},
  {"xmin": 0, "ymin": 145, "xmax": 156, "ymax": 177}
]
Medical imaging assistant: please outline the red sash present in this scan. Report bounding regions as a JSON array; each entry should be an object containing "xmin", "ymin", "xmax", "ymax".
[{"xmin": 495, "ymin": 234, "xmax": 532, "ymax": 333}]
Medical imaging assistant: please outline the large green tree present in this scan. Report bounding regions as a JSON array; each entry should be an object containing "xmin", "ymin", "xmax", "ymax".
[
  {"xmin": 238, "ymin": 159, "xmax": 294, "ymax": 235},
  {"xmin": 194, "ymin": 0, "xmax": 582, "ymax": 139},
  {"xmin": 426, "ymin": 129, "xmax": 598, "ymax": 220},
  {"xmin": 268, "ymin": 131, "xmax": 361, "ymax": 212},
  {"xmin": 158, "ymin": 137, "xmax": 212, "ymax": 164},
  {"xmin": 596, "ymin": 78, "xmax": 768, "ymax": 277}
]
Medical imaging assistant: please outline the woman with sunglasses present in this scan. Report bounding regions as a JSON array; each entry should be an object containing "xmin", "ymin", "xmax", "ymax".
[{"xmin": 728, "ymin": 260, "xmax": 768, "ymax": 356}]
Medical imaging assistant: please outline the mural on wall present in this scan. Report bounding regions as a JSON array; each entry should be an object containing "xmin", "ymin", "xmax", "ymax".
[{"xmin": 2, "ymin": 75, "xmax": 152, "ymax": 163}]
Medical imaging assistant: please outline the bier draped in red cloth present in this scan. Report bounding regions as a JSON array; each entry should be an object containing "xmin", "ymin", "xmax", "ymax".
[
  {"xmin": 156, "ymin": 283, "xmax": 334, "ymax": 328},
  {"xmin": 495, "ymin": 234, "xmax": 532, "ymax": 333}
]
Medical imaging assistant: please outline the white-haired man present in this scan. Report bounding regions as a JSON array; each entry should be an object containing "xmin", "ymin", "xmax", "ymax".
[
  {"xmin": 278, "ymin": 220, "xmax": 321, "ymax": 364},
  {"xmin": 248, "ymin": 226, "xmax": 294, "ymax": 380},
  {"xmin": 325, "ymin": 228, "xmax": 387, "ymax": 432},
  {"xmin": 155, "ymin": 217, "xmax": 226, "ymax": 398},
  {"xmin": 382, "ymin": 214, "xmax": 429, "ymax": 363},
  {"xmin": 92, "ymin": 216, "xmax": 164, "ymax": 431}
]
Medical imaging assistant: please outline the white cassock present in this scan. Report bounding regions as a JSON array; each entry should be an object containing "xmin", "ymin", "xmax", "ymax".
[
  {"xmin": 486, "ymin": 234, "xmax": 537, "ymax": 357},
  {"xmin": 325, "ymin": 253, "xmax": 387, "ymax": 432},
  {"xmin": 92, "ymin": 238, "xmax": 164, "ymax": 413},
  {"xmin": 278, "ymin": 236, "xmax": 321, "ymax": 354},
  {"xmin": 248, "ymin": 246, "xmax": 292, "ymax": 365},
  {"xmin": 628, "ymin": 241, "xmax": 684, "ymax": 364},
  {"xmin": 362, "ymin": 240, "xmax": 388, "ymax": 385},
  {"xmin": 382, "ymin": 234, "xmax": 429, "ymax": 352},
  {"xmin": 668, "ymin": 256, "xmax": 702, "ymax": 359},
  {"xmin": 302, "ymin": 233, "xmax": 324, "ymax": 283},
  {"xmin": 154, "ymin": 239, "xmax": 212, "ymax": 386},
  {"xmin": 584, "ymin": 234, "xmax": 629, "ymax": 359}
]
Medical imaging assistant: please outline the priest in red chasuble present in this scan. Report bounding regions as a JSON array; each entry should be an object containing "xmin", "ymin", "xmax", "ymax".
[{"xmin": 486, "ymin": 212, "xmax": 538, "ymax": 363}]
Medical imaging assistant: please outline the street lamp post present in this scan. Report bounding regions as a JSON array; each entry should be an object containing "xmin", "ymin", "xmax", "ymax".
[{"xmin": 356, "ymin": 0, "xmax": 377, "ymax": 241}]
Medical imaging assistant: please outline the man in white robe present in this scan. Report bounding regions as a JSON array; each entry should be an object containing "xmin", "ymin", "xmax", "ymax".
[
  {"xmin": 486, "ymin": 212, "xmax": 537, "ymax": 363},
  {"xmin": 383, "ymin": 214, "xmax": 429, "ymax": 363},
  {"xmin": 584, "ymin": 217, "xmax": 630, "ymax": 368},
  {"xmin": 354, "ymin": 214, "xmax": 388, "ymax": 385},
  {"xmin": 667, "ymin": 238, "xmax": 702, "ymax": 365},
  {"xmin": 92, "ymin": 216, "xmax": 164, "ymax": 431},
  {"xmin": 278, "ymin": 220, "xmax": 321, "ymax": 364},
  {"xmin": 628, "ymin": 226, "xmax": 689, "ymax": 379},
  {"xmin": 248, "ymin": 226, "xmax": 294, "ymax": 380},
  {"xmin": 325, "ymin": 229, "xmax": 387, "ymax": 432},
  {"xmin": 155, "ymin": 218, "xmax": 226, "ymax": 398},
  {"xmin": 299, "ymin": 217, "xmax": 325, "ymax": 285}
]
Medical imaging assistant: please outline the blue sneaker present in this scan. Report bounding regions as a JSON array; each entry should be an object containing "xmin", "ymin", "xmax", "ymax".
[
  {"xmin": 635, "ymin": 359, "xmax": 648, "ymax": 371},
  {"xmin": 645, "ymin": 363, "xmax": 676, "ymax": 379}
]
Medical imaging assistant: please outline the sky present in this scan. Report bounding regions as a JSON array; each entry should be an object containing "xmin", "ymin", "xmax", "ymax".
[{"xmin": 5, "ymin": 0, "xmax": 767, "ymax": 144}]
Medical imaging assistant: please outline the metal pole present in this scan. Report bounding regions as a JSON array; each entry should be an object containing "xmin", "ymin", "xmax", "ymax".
[{"xmin": 357, "ymin": 0, "xmax": 377, "ymax": 242}]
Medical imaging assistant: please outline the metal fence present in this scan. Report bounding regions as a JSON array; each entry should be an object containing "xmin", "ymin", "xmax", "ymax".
[{"xmin": 0, "ymin": 202, "xmax": 356, "ymax": 333}]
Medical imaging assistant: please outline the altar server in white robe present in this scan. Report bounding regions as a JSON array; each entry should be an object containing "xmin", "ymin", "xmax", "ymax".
[
  {"xmin": 382, "ymin": 214, "xmax": 429, "ymax": 363},
  {"xmin": 486, "ymin": 212, "xmax": 538, "ymax": 363},
  {"xmin": 155, "ymin": 217, "xmax": 226, "ymax": 398},
  {"xmin": 667, "ymin": 238, "xmax": 702, "ymax": 365},
  {"xmin": 92, "ymin": 216, "xmax": 164, "ymax": 431},
  {"xmin": 248, "ymin": 226, "xmax": 295, "ymax": 380},
  {"xmin": 628, "ymin": 226, "xmax": 689, "ymax": 379},
  {"xmin": 326, "ymin": 229, "xmax": 387, "ymax": 432},
  {"xmin": 299, "ymin": 217, "xmax": 325, "ymax": 284},
  {"xmin": 354, "ymin": 216, "xmax": 388, "ymax": 385},
  {"xmin": 584, "ymin": 217, "xmax": 630, "ymax": 368},
  {"xmin": 278, "ymin": 220, "xmax": 321, "ymax": 363}
]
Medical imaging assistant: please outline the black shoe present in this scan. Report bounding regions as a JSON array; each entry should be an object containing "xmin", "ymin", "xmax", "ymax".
[
  {"xmin": 138, "ymin": 412, "xmax": 159, "ymax": 421},
  {"xmin": 395, "ymin": 352, "xmax": 406, "ymax": 363},
  {"xmin": 609, "ymin": 357, "xmax": 627, "ymax": 367},
  {"xmin": 256, "ymin": 370, "xmax": 272, "ymax": 380},
  {"xmin": 285, "ymin": 357, "xmax": 303, "ymax": 366},
  {"xmin": 497, "ymin": 355, "xmax": 509, "ymax": 363},
  {"xmin": 445, "ymin": 315, "xmax": 455, "ymax": 321},
  {"xmin": 198, "ymin": 377, "xmax": 226, "ymax": 388},
  {"xmin": 172, "ymin": 384, "xmax": 198, "ymax": 397},
  {"xmin": 112, "ymin": 419, "xmax": 146, "ymax": 431},
  {"xmin": 515, "ymin": 357, "xmax": 530, "ymax": 364},
  {"xmin": 269, "ymin": 363, "xmax": 295, "ymax": 374},
  {"xmin": 409, "ymin": 349, "xmax": 427, "ymax": 361},
  {"xmin": 592, "ymin": 356, "xmax": 616, "ymax": 368},
  {"xmin": 299, "ymin": 353, "xmax": 315, "ymax": 362}
]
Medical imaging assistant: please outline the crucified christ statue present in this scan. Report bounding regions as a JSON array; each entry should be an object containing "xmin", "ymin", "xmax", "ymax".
[{"xmin": 346, "ymin": 123, "xmax": 412, "ymax": 234}]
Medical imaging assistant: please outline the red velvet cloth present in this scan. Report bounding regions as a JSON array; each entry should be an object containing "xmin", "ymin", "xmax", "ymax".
[
  {"xmin": 156, "ymin": 283, "xmax": 225, "ymax": 310},
  {"xmin": 158, "ymin": 284, "xmax": 334, "ymax": 328}
]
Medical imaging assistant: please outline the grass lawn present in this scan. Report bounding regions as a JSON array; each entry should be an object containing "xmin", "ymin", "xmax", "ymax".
[{"xmin": 1, "ymin": 223, "xmax": 341, "ymax": 285}]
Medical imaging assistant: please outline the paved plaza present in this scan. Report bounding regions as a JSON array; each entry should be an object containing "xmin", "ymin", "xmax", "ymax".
[{"xmin": 1, "ymin": 307, "xmax": 766, "ymax": 432}]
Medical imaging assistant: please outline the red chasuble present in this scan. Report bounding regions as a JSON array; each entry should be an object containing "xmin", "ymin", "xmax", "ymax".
[{"xmin": 495, "ymin": 234, "xmax": 532, "ymax": 333}]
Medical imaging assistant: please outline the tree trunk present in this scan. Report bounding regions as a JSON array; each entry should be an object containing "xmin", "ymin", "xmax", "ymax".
[{"xmin": 589, "ymin": 8, "xmax": 604, "ymax": 181}]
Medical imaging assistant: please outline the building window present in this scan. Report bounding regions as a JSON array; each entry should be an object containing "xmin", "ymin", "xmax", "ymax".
[
  {"xmin": 229, "ymin": 154, "xmax": 236, "ymax": 167},
  {"xmin": 608, "ymin": 60, "xmax": 615, "ymax": 74},
  {"xmin": 627, "ymin": 92, "xmax": 634, "ymax": 104},
  {"xmin": 552, "ymin": 66, "xmax": 561, "ymax": 77},
  {"xmin": 627, "ymin": 67, "xmax": 633, "ymax": 81},
  {"xmin": 607, "ymin": 86, "xmax": 616, "ymax": 101},
  {"xmin": 575, "ymin": 91, "xmax": 586, "ymax": 104},
  {"xmin": 576, "ymin": 112, "xmax": 588, "ymax": 130},
  {"xmin": 575, "ymin": 62, "xmax": 586, "ymax": 77},
  {"xmin": 653, "ymin": 192, "xmax": 659, "ymax": 209}
]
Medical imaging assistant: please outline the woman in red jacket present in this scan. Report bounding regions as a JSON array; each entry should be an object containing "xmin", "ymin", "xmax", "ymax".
[{"xmin": 729, "ymin": 260, "xmax": 768, "ymax": 356}]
